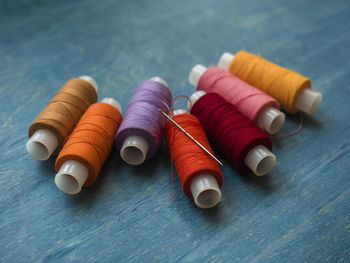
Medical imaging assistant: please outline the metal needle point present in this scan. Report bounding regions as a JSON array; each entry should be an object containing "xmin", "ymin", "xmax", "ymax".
[{"xmin": 159, "ymin": 109, "xmax": 223, "ymax": 166}]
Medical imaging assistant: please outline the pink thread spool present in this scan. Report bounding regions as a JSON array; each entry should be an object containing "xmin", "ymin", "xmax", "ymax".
[{"xmin": 189, "ymin": 65, "xmax": 285, "ymax": 135}]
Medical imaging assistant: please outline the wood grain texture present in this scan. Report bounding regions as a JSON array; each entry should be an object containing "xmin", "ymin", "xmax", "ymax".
[{"xmin": 0, "ymin": 0, "xmax": 349, "ymax": 262}]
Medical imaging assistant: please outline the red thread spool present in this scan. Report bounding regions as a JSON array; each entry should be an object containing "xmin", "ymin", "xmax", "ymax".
[
  {"xmin": 189, "ymin": 92, "xmax": 276, "ymax": 176},
  {"xmin": 165, "ymin": 110, "xmax": 223, "ymax": 208}
]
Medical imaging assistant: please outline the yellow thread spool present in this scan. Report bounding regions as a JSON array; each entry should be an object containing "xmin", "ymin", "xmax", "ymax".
[{"xmin": 218, "ymin": 51, "xmax": 322, "ymax": 115}]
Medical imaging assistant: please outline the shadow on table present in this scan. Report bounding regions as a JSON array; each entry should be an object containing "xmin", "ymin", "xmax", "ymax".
[
  {"xmin": 236, "ymin": 169, "xmax": 282, "ymax": 193},
  {"xmin": 59, "ymin": 147, "xmax": 125, "ymax": 209},
  {"xmin": 171, "ymin": 184, "xmax": 231, "ymax": 226},
  {"xmin": 60, "ymin": 143, "xmax": 170, "ymax": 209}
]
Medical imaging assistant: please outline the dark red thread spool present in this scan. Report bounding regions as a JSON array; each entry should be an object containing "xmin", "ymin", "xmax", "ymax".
[{"xmin": 189, "ymin": 92, "xmax": 276, "ymax": 176}]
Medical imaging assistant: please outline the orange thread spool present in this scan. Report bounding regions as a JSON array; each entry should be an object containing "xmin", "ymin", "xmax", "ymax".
[
  {"xmin": 55, "ymin": 100, "xmax": 122, "ymax": 193},
  {"xmin": 165, "ymin": 112, "xmax": 222, "ymax": 208}
]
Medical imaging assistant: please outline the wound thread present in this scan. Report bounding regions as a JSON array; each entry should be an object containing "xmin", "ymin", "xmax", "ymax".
[
  {"xmin": 115, "ymin": 80, "xmax": 172, "ymax": 160},
  {"xmin": 28, "ymin": 78, "xmax": 98, "ymax": 155},
  {"xmin": 190, "ymin": 93, "xmax": 272, "ymax": 172},
  {"xmin": 198, "ymin": 66, "xmax": 279, "ymax": 122},
  {"xmin": 55, "ymin": 102, "xmax": 122, "ymax": 187},
  {"xmin": 228, "ymin": 50, "xmax": 311, "ymax": 114},
  {"xmin": 165, "ymin": 113, "xmax": 222, "ymax": 198}
]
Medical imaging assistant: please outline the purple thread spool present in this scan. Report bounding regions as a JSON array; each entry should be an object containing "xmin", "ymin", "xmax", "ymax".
[{"xmin": 115, "ymin": 77, "xmax": 172, "ymax": 165}]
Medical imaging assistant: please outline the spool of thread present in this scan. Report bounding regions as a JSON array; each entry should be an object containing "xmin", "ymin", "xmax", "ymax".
[
  {"xmin": 189, "ymin": 91, "xmax": 276, "ymax": 176},
  {"xmin": 115, "ymin": 77, "xmax": 172, "ymax": 165},
  {"xmin": 165, "ymin": 109, "xmax": 223, "ymax": 209},
  {"xmin": 189, "ymin": 64, "xmax": 285, "ymax": 135},
  {"xmin": 55, "ymin": 98, "xmax": 123, "ymax": 194},
  {"xmin": 26, "ymin": 76, "xmax": 98, "ymax": 160},
  {"xmin": 218, "ymin": 51, "xmax": 322, "ymax": 115}
]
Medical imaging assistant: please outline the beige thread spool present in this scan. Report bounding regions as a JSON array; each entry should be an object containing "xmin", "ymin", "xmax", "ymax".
[{"xmin": 27, "ymin": 76, "xmax": 98, "ymax": 160}]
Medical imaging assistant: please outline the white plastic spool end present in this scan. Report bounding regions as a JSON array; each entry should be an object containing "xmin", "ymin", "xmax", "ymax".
[
  {"xmin": 257, "ymin": 107, "xmax": 285, "ymax": 135},
  {"xmin": 149, "ymin": 77, "xmax": 168, "ymax": 88},
  {"xmin": 187, "ymin": 90, "xmax": 207, "ymax": 111},
  {"xmin": 173, "ymin": 109, "xmax": 187, "ymax": 116},
  {"xmin": 188, "ymin": 64, "xmax": 207, "ymax": 87},
  {"xmin": 26, "ymin": 129, "xmax": 59, "ymax": 161},
  {"xmin": 244, "ymin": 145, "xmax": 276, "ymax": 176},
  {"xmin": 217, "ymin": 52, "xmax": 235, "ymax": 70},
  {"xmin": 101, "ymin": 97, "xmax": 122, "ymax": 113},
  {"xmin": 190, "ymin": 174, "xmax": 222, "ymax": 209},
  {"xmin": 295, "ymin": 88, "xmax": 322, "ymax": 115},
  {"xmin": 120, "ymin": 135, "xmax": 149, "ymax": 165},
  {"xmin": 79, "ymin": 75, "xmax": 98, "ymax": 93},
  {"xmin": 55, "ymin": 160, "xmax": 88, "ymax": 194}
]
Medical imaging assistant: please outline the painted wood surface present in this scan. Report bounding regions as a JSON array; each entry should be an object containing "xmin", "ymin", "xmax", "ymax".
[{"xmin": 0, "ymin": 0, "xmax": 349, "ymax": 262}]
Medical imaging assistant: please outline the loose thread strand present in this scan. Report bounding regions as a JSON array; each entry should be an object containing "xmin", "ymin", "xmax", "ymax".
[{"xmin": 272, "ymin": 113, "xmax": 303, "ymax": 138}]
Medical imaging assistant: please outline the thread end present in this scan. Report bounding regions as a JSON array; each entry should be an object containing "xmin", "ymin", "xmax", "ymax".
[
  {"xmin": 258, "ymin": 107, "xmax": 285, "ymax": 135},
  {"xmin": 149, "ymin": 77, "xmax": 168, "ymax": 88},
  {"xmin": 173, "ymin": 109, "xmax": 187, "ymax": 116},
  {"xmin": 190, "ymin": 174, "xmax": 222, "ymax": 209},
  {"xmin": 26, "ymin": 129, "xmax": 58, "ymax": 161},
  {"xmin": 55, "ymin": 160, "xmax": 88, "ymax": 194},
  {"xmin": 101, "ymin": 97, "xmax": 122, "ymax": 113},
  {"xmin": 296, "ymin": 89, "xmax": 322, "ymax": 115},
  {"xmin": 188, "ymin": 91, "xmax": 206, "ymax": 111},
  {"xmin": 189, "ymin": 64, "xmax": 207, "ymax": 87},
  {"xmin": 79, "ymin": 75, "xmax": 98, "ymax": 93},
  {"xmin": 120, "ymin": 135, "xmax": 149, "ymax": 165},
  {"xmin": 245, "ymin": 145, "xmax": 276, "ymax": 176},
  {"xmin": 217, "ymin": 52, "xmax": 234, "ymax": 70}
]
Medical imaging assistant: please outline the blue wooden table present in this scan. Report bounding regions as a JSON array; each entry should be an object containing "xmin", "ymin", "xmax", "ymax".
[{"xmin": 1, "ymin": 0, "xmax": 349, "ymax": 262}]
